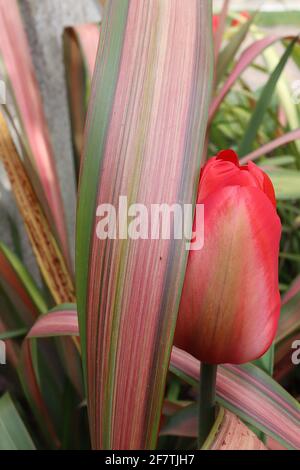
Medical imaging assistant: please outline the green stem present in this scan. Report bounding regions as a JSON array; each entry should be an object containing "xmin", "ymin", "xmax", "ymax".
[{"xmin": 198, "ymin": 363, "xmax": 217, "ymax": 449}]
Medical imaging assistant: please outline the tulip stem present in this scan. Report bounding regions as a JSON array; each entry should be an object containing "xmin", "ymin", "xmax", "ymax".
[{"xmin": 198, "ymin": 363, "xmax": 217, "ymax": 449}]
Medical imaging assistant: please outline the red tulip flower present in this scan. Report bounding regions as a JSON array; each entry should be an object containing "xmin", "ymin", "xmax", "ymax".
[{"xmin": 175, "ymin": 150, "xmax": 281, "ymax": 365}]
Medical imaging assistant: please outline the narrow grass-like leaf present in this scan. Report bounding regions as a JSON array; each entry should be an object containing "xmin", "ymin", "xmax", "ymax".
[
  {"xmin": 240, "ymin": 129, "xmax": 300, "ymax": 164},
  {"xmin": 0, "ymin": 327, "xmax": 28, "ymax": 341},
  {"xmin": 238, "ymin": 38, "xmax": 298, "ymax": 157},
  {"xmin": 0, "ymin": 394, "xmax": 36, "ymax": 450},
  {"xmin": 214, "ymin": 0, "xmax": 230, "ymax": 65},
  {"xmin": 0, "ymin": 112, "xmax": 75, "ymax": 305},
  {"xmin": 210, "ymin": 35, "xmax": 300, "ymax": 122},
  {"xmin": 170, "ymin": 347, "xmax": 300, "ymax": 449},
  {"xmin": 262, "ymin": 44, "xmax": 300, "ymax": 154},
  {"xmin": 77, "ymin": 0, "xmax": 213, "ymax": 449},
  {"xmin": 0, "ymin": 242, "xmax": 47, "ymax": 319},
  {"xmin": 19, "ymin": 340, "xmax": 61, "ymax": 448},
  {"xmin": 266, "ymin": 168, "xmax": 300, "ymax": 200},
  {"xmin": 0, "ymin": 0, "xmax": 69, "ymax": 260},
  {"xmin": 216, "ymin": 15, "xmax": 254, "ymax": 85},
  {"xmin": 259, "ymin": 156, "xmax": 296, "ymax": 167}
]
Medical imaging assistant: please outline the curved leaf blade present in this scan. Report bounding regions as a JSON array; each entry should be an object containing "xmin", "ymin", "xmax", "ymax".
[
  {"xmin": 0, "ymin": 242, "xmax": 47, "ymax": 319},
  {"xmin": 238, "ymin": 37, "xmax": 298, "ymax": 157},
  {"xmin": 210, "ymin": 35, "xmax": 300, "ymax": 122},
  {"xmin": 0, "ymin": 0, "xmax": 69, "ymax": 260},
  {"xmin": 216, "ymin": 15, "xmax": 254, "ymax": 85},
  {"xmin": 170, "ymin": 347, "xmax": 300, "ymax": 450},
  {"xmin": 77, "ymin": 0, "xmax": 213, "ymax": 450},
  {"xmin": 240, "ymin": 129, "xmax": 300, "ymax": 164},
  {"xmin": 64, "ymin": 24, "xmax": 100, "ymax": 178},
  {"xmin": 267, "ymin": 168, "xmax": 300, "ymax": 200},
  {"xmin": 28, "ymin": 307, "xmax": 79, "ymax": 339},
  {"xmin": 0, "ymin": 112, "xmax": 75, "ymax": 305},
  {"xmin": 0, "ymin": 394, "xmax": 35, "ymax": 450}
]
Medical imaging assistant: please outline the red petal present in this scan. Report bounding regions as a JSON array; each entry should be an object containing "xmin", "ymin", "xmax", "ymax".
[
  {"xmin": 216, "ymin": 149, "xmax": 239, "ymax": 165},
  {"xmin": 199, "ymin": 157, "xmax": 258, "ymax": 202},
  {"xmin": 175, "ymin": 185, "xmax": 281, "ymax": 364},
  {"xmin": 263, "ymin": 172, "xmax": 277, "ymax": 208},
  {"xmin": 246, "ymin": 161, "xmax": 277, "ymax": 208}
]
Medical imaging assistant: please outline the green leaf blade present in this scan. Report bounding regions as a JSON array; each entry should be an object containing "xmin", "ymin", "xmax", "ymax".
[
  {"xmin": 0, "ymin": 394, "xmax": 35, "ymax": 450},
  {"xmin": 238, "ymin": 38, "xmax": 298, "ymax": 157}
]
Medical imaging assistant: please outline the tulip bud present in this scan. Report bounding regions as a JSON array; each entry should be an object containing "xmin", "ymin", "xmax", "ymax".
[{"xmin": 175, "ymin": 150, "xmax": 281, "ymax": 364}]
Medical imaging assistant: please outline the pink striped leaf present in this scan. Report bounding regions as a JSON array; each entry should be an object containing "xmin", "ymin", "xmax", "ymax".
[
  {"xmin": 76, "ymin": 0, "xmax": 213, "ymax": 450},
  {"xmin": 28, "ymin": 305, "xmax": 79, "ymax": 339},
  {"xmin": 169, "ymin": 347, "xmax": 300, "ymax": 450},
  {"xmin": 267, "ymin": 436, "xmax": 287, "ymax": 451},
  {"xmin": 202, "ymin": 407, "xmax": 266, "ymax": 450},
  {"xmin": 64, "ymin": 24, "xmax": 100, "ymax": 177},
  {"xmin": 240, "ymin": 129, "xmax": 300, "ymax": 164},
  {"xmin": 0, "ymin": 0, "xmax": 69, "ymax": 260},
  {"xmin": 67, "ymin": 24, "xmax": 100, "ymax": 77},
  {"xmin": 31, "ymin": 309, "xmax": 300, "ymax": 450}
]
